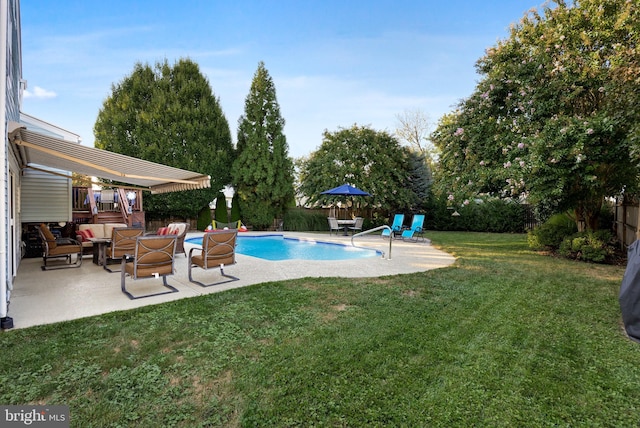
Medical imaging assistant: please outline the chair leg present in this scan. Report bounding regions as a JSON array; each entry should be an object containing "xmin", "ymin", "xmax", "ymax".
[
  {"xmin": 188, "ymin": 263, "xmax": 239, "ymax": 288},
  {"xmin": 104, "ymin": 257, "xmax": 122, "ymax": 273},
  {"xmin": 121, "ymin": 273, "xmax": 179, "ymax": 300},
  {"xmin": 41, "ymin": 252, "xmax": 83, "ymax": 270}
]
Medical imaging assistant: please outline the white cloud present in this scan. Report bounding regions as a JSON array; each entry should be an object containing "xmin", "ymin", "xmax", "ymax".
[{"xmin": 23, "ymin": 86, "xmax": 57, "ymax": 99}]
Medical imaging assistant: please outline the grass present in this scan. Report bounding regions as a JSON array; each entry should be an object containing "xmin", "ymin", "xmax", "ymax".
[{"xmin": 1, "ymin": 231, "xmax": 638, "ymax": 427}]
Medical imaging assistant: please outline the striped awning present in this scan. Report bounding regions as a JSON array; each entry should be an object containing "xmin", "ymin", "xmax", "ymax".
[{"xmin": 8, "ymin": 122, "xmax": 211, "ymax": 194}]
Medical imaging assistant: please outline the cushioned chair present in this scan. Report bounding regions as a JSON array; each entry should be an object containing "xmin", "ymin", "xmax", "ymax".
[
  {"xmin": 148, "ymin": 222, "xmax": 189, "ymax": 255},
  {"xmin": 381, "ymin": 214, "xmax": 404, "ymax": 239},
  {"xmin": 188, "ymin": 230, "xmax": 239, "ymax": 287},
  {"xmin": 348, "ymin": 217, "xmax": 364, "ymax": 235},
  {"xmin": 121, "ymin": 235, "xmax": 179, "ymax": 299},
  {"xmin": 104, "ymin": 227, "xmax": 144, "ymax": 272},
  {"xmin": 37, "ymin": 223, "xmax": 83, "ymax": 270},
  {"xmin": 327, "ymin": 217, "xmax": 342, "ymax": 235},
  {"xmin": 401, "ymin": 214, "xmax": 426, "ymax": 242}
]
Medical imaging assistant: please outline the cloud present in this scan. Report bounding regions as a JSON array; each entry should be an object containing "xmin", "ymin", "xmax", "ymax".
[{"xmin": 23, "ymin": 86, "xmax": 57, "ymax": 99}]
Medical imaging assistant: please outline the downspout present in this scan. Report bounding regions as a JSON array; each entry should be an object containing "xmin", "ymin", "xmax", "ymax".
[{"xmin": 0, "ymin": 0, "xmax": 9, "ymax": 323}]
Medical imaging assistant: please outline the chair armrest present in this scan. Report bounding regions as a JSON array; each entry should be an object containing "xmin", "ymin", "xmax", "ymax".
[
  {"xmin": 57, "ymin": 237, "xmax": 81, "ymax": 245},
  {"xmin": 187, "ymin": 247, "xmax": 198, "ymax": 260}
]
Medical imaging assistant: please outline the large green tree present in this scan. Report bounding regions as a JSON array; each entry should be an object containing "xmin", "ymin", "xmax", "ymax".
[
  {"xmin": 94, "ymin": 58, "xmax": 234, "ymax": 219},
  {"xmin": 432, "ymin": 0, "xmax": 640, "ymax": 230},
  {"xmin": 232, "ymin": 62, "xmax": 294, "ymax": 230},
  {"xmin": 298, "ymin": 124, "xmax": 416, "ymax": 216}
]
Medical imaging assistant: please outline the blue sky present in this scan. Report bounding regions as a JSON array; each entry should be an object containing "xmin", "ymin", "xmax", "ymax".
[{"xmin": 20, "ymin": 0, "xmax": 543, "ymax": 158}]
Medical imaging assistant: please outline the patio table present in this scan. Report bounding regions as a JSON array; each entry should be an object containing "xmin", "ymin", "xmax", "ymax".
[
  {"xmin": 88, "ymin": 237, "xmax": 111, "ymax": 266},
  {"xmin": 336, "ymin": 219, "xmax": 356, "ymax": 236}
]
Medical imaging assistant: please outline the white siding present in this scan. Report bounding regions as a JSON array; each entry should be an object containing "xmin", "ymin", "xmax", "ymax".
[{"xmin": 20, "ymin": 168, "xmax": 72, "ymax": 223}]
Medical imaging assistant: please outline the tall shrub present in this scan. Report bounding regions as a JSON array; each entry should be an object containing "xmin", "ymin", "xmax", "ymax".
[{"xmin": 214, "ymin": 193, "xmax": 228, "ymax": 223}]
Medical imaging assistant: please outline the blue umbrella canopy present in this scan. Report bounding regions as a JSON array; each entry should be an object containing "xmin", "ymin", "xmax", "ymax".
[{"xmin": 320, "ymin": 184, "xmax": 371, "ymax": 196}]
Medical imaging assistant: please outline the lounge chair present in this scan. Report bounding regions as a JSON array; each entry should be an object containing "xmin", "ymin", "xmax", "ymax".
[
  {"xmin": 188, "ymin": 230, "xmax": 239, "ymax": 287},
  {"xmin": 401, "ymin": 214, "xmax": 426, "ymax": 242},
  {"xmin": 381, "ymin": 214, "xmax": 404, "ymax": 239},
  {"xmin": 104, "ymin": 227, "xmax": 144, "ymax": 272},
  {"xmin": 37, "ymin": 223, "xmax": 83, "ymax": 270},
  {"xmin": 120, "ymin": 235, "xmax": 179, "ymax": 299},
  {"xmin": 327, "ymin": 217, "xmax": 342, "ymax": 235},
  {"xmin": 348, "ymin": 217, "xmax": 364, "ymax": 235}
]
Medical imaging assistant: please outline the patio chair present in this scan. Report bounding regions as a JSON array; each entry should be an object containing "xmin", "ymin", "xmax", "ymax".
[
  {"xmin": 381, "ymin": 214, "xmax": 405, "ymax": 239},
  {"xmin": 327, "ymin": 217, "xmax": 342, "ymax": 235},
  {"xmin": 188, "ymin": 230, "xmax": 239, "ymax": 287},
  {"xmin": 147, "ymin": 222, "xmax": 189, "ymax": 255},
  {"xmin": 401, "ymin": 214, "xmax": 426, "ymax": 242},
  {"xmin": 120, "ymin": 235, "xmax": 179, "ymax": 299},
  {"xmin": 348, "ymin": 217, "xmax": 364, "ymax": 235},
  {"xmin": 37, "ymin": 223, "xmax": 83, "ymax": 270},
  {"xmin": 104, "ymin": 227, "xmax": 144, "ymax": 272}
]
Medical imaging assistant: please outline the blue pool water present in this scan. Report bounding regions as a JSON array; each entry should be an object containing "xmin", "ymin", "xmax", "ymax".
[{"xmin": 185, "ymin": 234, "xmax": 380, "ymax": 261}]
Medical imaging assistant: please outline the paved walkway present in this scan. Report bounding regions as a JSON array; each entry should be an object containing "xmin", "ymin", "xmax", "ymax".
[{"xmin": 7, "ymin": 232, "xmax": 456, "ymax": 329}]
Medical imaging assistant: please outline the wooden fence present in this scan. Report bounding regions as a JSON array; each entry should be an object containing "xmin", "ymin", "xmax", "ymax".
[{"xmin": 614, "ymin": 197, "xmax": 639, "ymax": 248}]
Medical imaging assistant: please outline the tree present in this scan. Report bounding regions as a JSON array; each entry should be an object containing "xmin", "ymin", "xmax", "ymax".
[
  {"xmin": 407, "ymin": 150, "xmax": 432, "ymax": 212},
  {"xmin": 395, "ymin": 108, "xmax": 438, "ymax": 166},
  {"xmin": 94, "ymin": 58, "xmax": 235, "ymax": 219},
  {"xmin": 232, "ymin": 62, "xmax": 294, "ymax": 230},
  {"xmin": 298, "ymin": 124, "xmax": 416, "ymax": 216},
  {"xmin": 431, "ymin": 0, "xmax": 640, "ymax": 230},
  {"xmin": 214, "ymin": 192, "xmax": 228, "ymax": 223}
]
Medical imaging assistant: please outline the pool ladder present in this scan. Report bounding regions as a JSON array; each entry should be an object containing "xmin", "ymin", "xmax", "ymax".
[{"xmin": 351, "ymin": 225, "xmax": 393, "ymax": 260}]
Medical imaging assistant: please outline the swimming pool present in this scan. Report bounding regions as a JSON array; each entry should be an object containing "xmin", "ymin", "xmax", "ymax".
[{"xmin": 185, "ymin": 234, "xmax": 380, "ymax": 261}]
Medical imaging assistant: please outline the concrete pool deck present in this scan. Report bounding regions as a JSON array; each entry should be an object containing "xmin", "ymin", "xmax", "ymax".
[{"xmin": 7, "ymin": 232, "xmax": 456, "ymax": 330}]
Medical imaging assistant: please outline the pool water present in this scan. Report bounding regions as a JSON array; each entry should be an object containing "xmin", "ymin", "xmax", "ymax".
[{"xmin": 185, "ymin": 234, "xmax": 380, "ymax": 261}]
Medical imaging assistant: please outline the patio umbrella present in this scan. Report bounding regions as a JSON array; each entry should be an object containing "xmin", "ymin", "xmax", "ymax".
[
  {"xmin": 321, "ymin": 184, "xmax": 371, "ymax": 218},
  {"xmin": 320, "ymin": 184, "xmax": 371, "ymax": 197}
]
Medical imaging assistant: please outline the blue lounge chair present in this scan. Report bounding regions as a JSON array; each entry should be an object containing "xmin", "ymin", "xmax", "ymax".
[
  {"xmin": 381, "ymin": 214, "xmax": 404, "ymax": 239},
  {"xmin": 401, "ymin": 214, "xmax": 426, "ymax": 242}
]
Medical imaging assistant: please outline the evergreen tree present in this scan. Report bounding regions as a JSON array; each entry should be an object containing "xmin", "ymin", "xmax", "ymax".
[
  {"xmin": 407, "ymin": 150, "xmax": 432, "ymax": 212},
  {"xmin": 94, "ymin": 58, "xmax": 235, "ymax": 220},
  {"xmin": 232, "ymin": 62, "xmax": 294, "ymax": 229},
  {"xmin": 214, "ymin": 192, "xmax": 228, "ymax": 224}
]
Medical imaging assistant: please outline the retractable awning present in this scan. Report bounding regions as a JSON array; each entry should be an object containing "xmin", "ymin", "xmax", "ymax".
[{"xmin": 8, "ymin": 122, "xmax": 211, "ymax": 194}]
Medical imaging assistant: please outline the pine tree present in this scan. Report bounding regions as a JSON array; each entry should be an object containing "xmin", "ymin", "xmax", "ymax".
[{"xmin": 233, "ymin": 62, "xmax": 294, "ymax": 229}]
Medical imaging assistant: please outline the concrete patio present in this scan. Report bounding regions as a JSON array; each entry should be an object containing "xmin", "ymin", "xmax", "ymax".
[{"xmin": 7, "ymin": 232, "xmax": 456, "ymax": 330}]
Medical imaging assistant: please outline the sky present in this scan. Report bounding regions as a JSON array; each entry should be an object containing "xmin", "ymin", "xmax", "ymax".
[{"xmin": 19, "ymin": 0, "xmax": 544, "ymax": 159}]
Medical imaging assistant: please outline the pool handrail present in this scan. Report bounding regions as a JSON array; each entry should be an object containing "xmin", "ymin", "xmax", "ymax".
[{"xmin": 351, "ymin": 225, "xmax": 392, "ymax": 260}]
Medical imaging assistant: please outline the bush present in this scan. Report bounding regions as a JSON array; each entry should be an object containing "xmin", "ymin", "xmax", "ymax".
[
  {"xmin": 214, "ymin": 192, "xmax": 228, "ymax": 223},
  {"xmin": 558, "ymin": 230, "xmax": 616, "ymax": 263},
  {"xmin": 196, "ymin": 205, "xmax": 212, "ymax": 231},
  {"xmin": 426, "ymin": 196, "xmax": 529, "ymax": 233},
  {"xmin": 283, "ymin": 209, "xmax": 329, "ymax": 231},
  {"xmin": 528, "ymin": 213, "xmax": 578, "ymax": 249}
]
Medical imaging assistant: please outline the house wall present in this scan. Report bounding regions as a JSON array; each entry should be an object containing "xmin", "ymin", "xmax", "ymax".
[
  {"xmin": 20, "ymin": 168, "xmax": 72, "ymax": 223},
  {"xmin": 2, "ymin": 0, "xmax": 22, "ymax": 322}
]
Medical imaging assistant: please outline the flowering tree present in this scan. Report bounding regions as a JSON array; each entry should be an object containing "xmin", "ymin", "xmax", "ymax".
[
  {"xmin": 298, "ymin": 125, "xmax": 417, "ymax": 216},
  {"xmin": 432, "ymin": 0, "xmax": 640, "ymax": 230}
]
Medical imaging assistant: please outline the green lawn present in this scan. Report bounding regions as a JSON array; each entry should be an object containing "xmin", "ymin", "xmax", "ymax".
[{"xmin": 1, "ymin": 232, "xmax": 638, "ymax": 427}]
